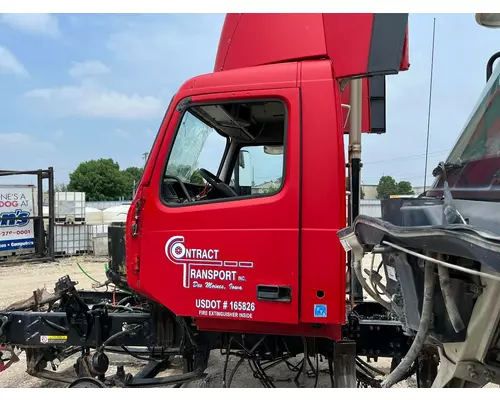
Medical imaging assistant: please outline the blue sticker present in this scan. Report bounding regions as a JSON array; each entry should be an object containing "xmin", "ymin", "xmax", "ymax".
[{"xmin": 314, "ymin": 304, "xmax": 327, "ymax": 318}]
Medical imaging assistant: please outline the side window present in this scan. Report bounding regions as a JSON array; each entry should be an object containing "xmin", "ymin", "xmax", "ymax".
[
  {"xmin": 231, "ymin": 145, "xmax": 284, "ymax": 196},
  {"xmin": 161, "ymin": 99, "xmax": 286, "ymax": 205}
]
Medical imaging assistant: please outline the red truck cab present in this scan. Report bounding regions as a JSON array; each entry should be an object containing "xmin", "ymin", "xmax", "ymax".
[{"xmin": 125, "ymin": 13, "xmax": 410, "ymax": 340}]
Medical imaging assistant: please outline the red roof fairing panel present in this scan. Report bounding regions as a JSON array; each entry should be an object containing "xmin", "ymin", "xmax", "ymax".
[{"xmin": 214, "ymin": 13, "xmax": 409, "ymax": 78}]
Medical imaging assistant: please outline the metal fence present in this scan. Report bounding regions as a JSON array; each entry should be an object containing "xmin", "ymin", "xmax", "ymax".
[{"xmin": 359, "ymin": 199, "xmax": 382, "ymax": 218}]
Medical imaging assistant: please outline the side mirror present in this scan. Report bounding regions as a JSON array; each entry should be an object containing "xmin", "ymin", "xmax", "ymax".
[
  {"xmin": 475, "ymin": 13, "xmax": 500, "ymax": 29},
  {"xmin": 238, "ymin": 150, "xmax": 246, "ymax": 168},
  {"xmin": 238, "ymin": 150, "xmax": 253, "ymax": 187}
]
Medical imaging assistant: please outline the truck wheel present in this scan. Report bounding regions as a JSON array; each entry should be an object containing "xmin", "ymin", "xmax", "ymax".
[{"xmin": 68, "ymin": 377, "xmax": 107, "ymax": 388}]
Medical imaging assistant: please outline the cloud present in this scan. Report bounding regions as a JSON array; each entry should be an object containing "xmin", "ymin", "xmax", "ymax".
[
  {"xmin": 50, "ymin": 130, "xmax": 64, "ymax": 140},
  {"xmin": 104, "ymin": 14, "xmax": 224, "ymax": 93},
  {"xmin": 24, "ymin": 81, "xmax": 165, "ymax": 120},
  {"xmin": 0, "ymin": 132, "xmax": 55, "ymax": 152},
  {"xmin": 69, "ymin": 60, "xmax": 110, "ymax": 79},
  {"xmin": 0, "ymin": 13, "xmax": 60, "ymax": 37},
  {"xmin": 0, "ymin": 46, "xmax": 28, "ymax": 77}
]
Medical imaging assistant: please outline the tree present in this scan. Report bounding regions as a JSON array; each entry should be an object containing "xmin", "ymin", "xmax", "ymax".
[
  {"xmin": 397, "ymin": 180, "xmax": 414, "ymax": 196},
  {"xmin": 376, "ymin": 176, "xmax": 415, "ymax": 199},
  {"xmin": 121, "ymin": 167, "xmax": 144, "ymax": 198},
  {"xmin": 54, "ymin": 183, "xmax": 68, "ymax": 192},
  {"xmin": 376, "ymin": 175, "xmax": 398, "ymax": 199},
  {"xmin": 68, "ymin": 158, "xmax": 127, "ymax": 201},
  {"xmin": 262, "ymin": 181, "xmax": 280, "ymax": 194},
  {"xmin": 189, "ymin": 170, "xmax": 204, "ymax": 185}
]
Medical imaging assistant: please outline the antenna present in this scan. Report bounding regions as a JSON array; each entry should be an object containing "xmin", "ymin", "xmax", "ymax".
[{"xmin": 423, "ymin": 17, "xmax": 436, "ymax": 191}]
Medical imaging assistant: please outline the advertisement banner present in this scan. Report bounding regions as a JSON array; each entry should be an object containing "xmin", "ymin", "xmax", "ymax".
[{"xmin": 0, "ymin": 186, "xmax": 35, "ymax": 254}]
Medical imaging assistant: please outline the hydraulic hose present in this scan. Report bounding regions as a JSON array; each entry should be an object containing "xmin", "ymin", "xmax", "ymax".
[
  {"xmin": 381, "ymin": 256, "xmax": 436, "ymax": 388},
  {"xmin": 437, "ymin": 253, "xmax": 465, "ymax": 333},
  {"xmin": 98, "ymin": 324, "xmax": 141, "ymax": 353},
  {"xmin": 353, "ymin": 260, "xmax": 391, "ymax": 310}
]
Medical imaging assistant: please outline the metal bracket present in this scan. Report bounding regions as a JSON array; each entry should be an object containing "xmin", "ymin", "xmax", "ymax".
[
  {"xmin": 176, "ymin": 97, "xmax": 192, "ymax": 113},
  {"xmin": 452, "ymin": 360, "xmax": 500, "ymax": 386}
]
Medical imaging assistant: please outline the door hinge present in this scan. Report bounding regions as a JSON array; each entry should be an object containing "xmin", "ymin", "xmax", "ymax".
[{"xmin": 131, "ymin": 199, "xmax": 142, "ymax": 237}]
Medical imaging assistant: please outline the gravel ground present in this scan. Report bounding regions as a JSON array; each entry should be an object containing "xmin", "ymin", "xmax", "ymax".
[{"xmin": 0, "ymin": 255, "xmax": 465, "ymax": 388}]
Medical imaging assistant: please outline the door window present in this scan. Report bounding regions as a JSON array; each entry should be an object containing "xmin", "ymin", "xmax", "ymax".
[
  {"xmin": 161, "ymin": 100, "xmax": 287, "ymax": 205},
  {"xmin": 231, "ymin": 145, "xmax": 284, "ymax": 196}
]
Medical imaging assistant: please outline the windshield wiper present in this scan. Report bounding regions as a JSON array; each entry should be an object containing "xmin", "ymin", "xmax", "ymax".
[
  {"xmin": 432, "ymin": 160, "xmax": 463, "ymax": 177},
  {"xmin": 429, "ymin": 161, "xmax": 468, "ymax": 225}
]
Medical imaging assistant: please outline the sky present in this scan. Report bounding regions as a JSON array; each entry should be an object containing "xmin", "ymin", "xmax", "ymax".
[{"xmin": 0, "ymin": 13, "xmax": 499, "ymax": 188}]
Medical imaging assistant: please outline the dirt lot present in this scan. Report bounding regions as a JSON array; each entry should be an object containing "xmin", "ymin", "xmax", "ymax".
[{"xmin": 0, "ymin": 256, "xmax": 432, "ymax": 388}]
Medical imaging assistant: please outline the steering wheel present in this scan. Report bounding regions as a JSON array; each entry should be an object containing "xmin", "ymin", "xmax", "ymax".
[{"xmin": 198, "ymin": 168, "xmax": 238, "ymax": 198}]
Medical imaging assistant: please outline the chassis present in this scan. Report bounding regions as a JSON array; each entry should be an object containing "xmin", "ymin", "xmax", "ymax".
[{"xmin": 0, "ymin": 271, "xmax": 436, "ymax": 388}]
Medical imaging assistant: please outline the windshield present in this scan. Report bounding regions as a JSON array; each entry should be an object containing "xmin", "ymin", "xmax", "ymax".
[
  {"xmin": 165, "ymin": 110, "xmax": 227, "ymax": 183},
  {"xmin": 447, "ymin": 62, "xmax": 500, "ymax": 165},
  {"xmin": 428, "ymin": 62, "xmax": 500, "ymax": 200}
]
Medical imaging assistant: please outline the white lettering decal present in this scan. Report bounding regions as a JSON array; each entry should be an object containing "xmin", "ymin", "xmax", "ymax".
[
  {"xmin": 229, "ymin": 283, "xmax": 243, "ymax": 291},
  {"xmin": 230, "ymin": 301, "xmax": 256, "ymax": 312},
  {"xmin": 195, "ymin": 299, "xmax": 222, "ymax": 309},
  {"xmin": 195, "ymin": 299, "xmax": 255, "ymax": 319},
  {"xmin": 190, "ymin": 268, "xmax": 236, "ymax": 281},
  {"xmin": 205, "ymin": 282, "xmax": 226, "ymax": 290},
  {"xmin": 165, "ymin": 236, "xmax": 254, "ymax": 289},
  {"xmin": 198, "ymin": 310, "xmax": 253, "ymax": 319},
  {"xmin": 185, "ymin": 248, "xmax": 220, "ymax": 260}
]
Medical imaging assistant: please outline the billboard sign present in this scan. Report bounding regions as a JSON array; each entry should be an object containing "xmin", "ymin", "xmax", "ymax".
[{"xmin": 0, "ymin": 186, "xmax": 35, "ymax": 254}]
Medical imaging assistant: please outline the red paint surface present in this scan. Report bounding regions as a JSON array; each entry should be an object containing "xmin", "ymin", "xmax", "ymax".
[
  {"xmin": 214, "ymin": 14, "xmax": 327, "ymax": 73},
  {"xmin": 215, "ymin": 13, "xmax": 377, "ymax": 78},
  {"xmin": 298, "ymin": 60, "xmax": 347, "ymax": 324},
  {"xmin": 126, "ymin": 62, "xmax": 345, "ymax": 338}
]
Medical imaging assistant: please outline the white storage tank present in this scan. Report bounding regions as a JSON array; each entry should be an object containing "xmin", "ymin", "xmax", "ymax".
[
  {"xmin": 102, "ymin": 205, "xmax": 130, "ymax": 225},
  {"xmin": 85, "ymin": 207, "xmax": 104, "ymax": 224},
  {"xmin": 55, "ymin": 192, "xmax": 85, "ymax": 224},
  {"xmin": 54, "ymin": 225, "xmax": 87, "ymax": 255}
]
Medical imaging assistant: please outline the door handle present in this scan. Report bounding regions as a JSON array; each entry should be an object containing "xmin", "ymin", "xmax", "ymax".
[{"xmin": 257, "ymin": 285, "xmax": 291, "ymax": 302}]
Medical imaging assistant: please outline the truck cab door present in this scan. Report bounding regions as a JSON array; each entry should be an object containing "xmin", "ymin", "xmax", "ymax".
[{"xmin": 135, "ymin": 88, "xmax": 301, "ymax": 325}]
